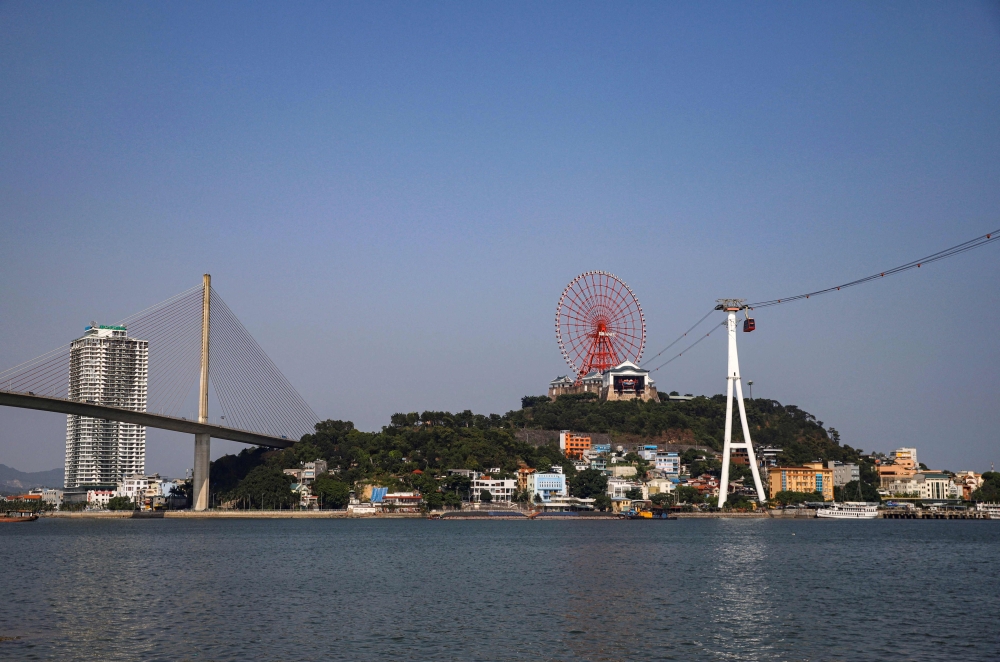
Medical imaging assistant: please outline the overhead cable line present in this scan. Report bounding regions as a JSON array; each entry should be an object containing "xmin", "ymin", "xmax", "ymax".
[
  {"xmin": 747, "ymin": 228, "xmax": 999, "ymax": 309},
  {"xmin": 645, "ymin": 227, "xmax": 999, "ymax": 375},
  {"xmin": 649, "ymin": 321, "xmax": 726, "ymax": 373},
  {"xmin": 645, "ymin": 309, "xmax": 717, "ymax": 365}
]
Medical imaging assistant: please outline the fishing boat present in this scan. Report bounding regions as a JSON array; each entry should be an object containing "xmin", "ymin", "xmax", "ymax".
[
  {"xmin": 816, "ymin": 502, "xmax": 879, "ymax": 519},
  {"xmin": 1, "ymin": 511, "xmax": 39, "ymax": 523}
]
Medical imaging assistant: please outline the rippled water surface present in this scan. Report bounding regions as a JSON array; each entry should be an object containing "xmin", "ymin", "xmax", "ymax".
[{"xmin": 1, "ymin": 518, "xmax": 998, "ymax": 661}]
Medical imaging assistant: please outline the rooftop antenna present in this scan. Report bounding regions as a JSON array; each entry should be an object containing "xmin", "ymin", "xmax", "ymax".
[{"xmin": 715, "ymin": 299, "xmax": 767, "ymax": 506}]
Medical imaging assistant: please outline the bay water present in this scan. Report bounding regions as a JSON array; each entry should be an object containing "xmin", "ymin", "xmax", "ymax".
[{"xmin": 1, "ymin": 518, "xmax": 997, "ymax": 661}]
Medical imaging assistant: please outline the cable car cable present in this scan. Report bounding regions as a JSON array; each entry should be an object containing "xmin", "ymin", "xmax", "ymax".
[{"xmin": 747, "ymin": 227, "xmax": 999, "ymax": 309}]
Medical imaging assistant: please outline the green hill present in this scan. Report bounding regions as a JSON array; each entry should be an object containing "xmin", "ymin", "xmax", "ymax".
[{"xmin": 211, "ymin": 393, "xmax": 868, "ymax": 500}]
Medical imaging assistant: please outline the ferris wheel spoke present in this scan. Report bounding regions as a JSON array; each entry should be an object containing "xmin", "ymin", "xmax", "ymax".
[{"xmin": 555, "ymin": 270, "xmax": 645, "ymax": 376}]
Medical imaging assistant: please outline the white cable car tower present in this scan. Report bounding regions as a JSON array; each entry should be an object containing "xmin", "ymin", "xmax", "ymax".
[{"xmin": 716, "ymin": 299, "xmax": 767, "ymax": 506}]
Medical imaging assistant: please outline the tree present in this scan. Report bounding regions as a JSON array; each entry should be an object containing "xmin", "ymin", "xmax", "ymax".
[
  {"xmin": 972, "ymin": 472, "xmax": 1000, "ymax": 502},
  {"xmin": 312, "ymin": 474, "xmax": 350, "ymax": 509},
  {"xmin": 228, "ymin": 465, "xmax": 297, "ymax": 509},
  {"xmin": 624, "ymin": 487, "xmax": 643, "ymax": 500},
  {"xmin": 674, "ymin": 485, "xmax": 702, "ymax": 504},
  {"xmin": 594, "ymin": 494, "xmax": 612, "ymax": 511},
  {"xmin": 570, "ymin": 469, "xmax": 608, "ymax": 498},
  {"xmin": 107, "ymin": 495, "xmax": 135, "ymax": 511},
  {"xmin": 479, "ymin": 489, "xmax": 493, "ymax": 503},
  {"xmin": 649, "ymin": 492, "xmax": 671, "ymax": 507},
  {"xmin": 443, "ymin": 492, "xmax": 462, "ymax": 508},
  {"xmin": 835, "ymin": 480, "xmax": 880, "ymax": 503},
  {"xmin": 423, "ymin": 490, "xmax": 444, "ymax": 511},
  {"xmin": 772, "ymin": 490, "xmax": 816, "ymax": 506}
]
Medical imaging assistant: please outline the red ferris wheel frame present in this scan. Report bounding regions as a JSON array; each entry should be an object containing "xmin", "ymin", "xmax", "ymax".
[{"xmin": 555, "ymin": 271, "xmax": 645, "ymax": 382}]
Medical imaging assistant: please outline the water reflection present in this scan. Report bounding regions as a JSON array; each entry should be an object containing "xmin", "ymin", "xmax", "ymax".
[{"xmin": 1, "ymin": 518, "xmax": 997, "ymax": 661}]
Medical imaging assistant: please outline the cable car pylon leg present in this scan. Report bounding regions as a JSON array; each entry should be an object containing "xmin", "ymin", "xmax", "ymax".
[{"xmin": 717, "ymin": 303, "xmax": 767, "ymax": 507}]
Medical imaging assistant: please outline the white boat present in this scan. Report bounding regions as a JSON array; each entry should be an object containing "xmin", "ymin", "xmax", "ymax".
[{"xmin": 816, "ymin": 502, "xmax": 879, "ymax": 519}]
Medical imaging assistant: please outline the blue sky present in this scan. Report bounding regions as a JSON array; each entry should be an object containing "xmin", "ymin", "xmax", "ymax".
[{"xmin": 1, "ymin": 1, "xmax": 998, "ymax": 476}]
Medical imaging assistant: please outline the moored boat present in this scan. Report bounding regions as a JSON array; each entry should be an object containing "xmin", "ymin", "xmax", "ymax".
[
  {"xmin": 816, "ymin": 502, "xmax": 879, "ymax": 519},
  {"xmin": 1, "ymin": 511, "xmax": 40, "ymax": 523}
]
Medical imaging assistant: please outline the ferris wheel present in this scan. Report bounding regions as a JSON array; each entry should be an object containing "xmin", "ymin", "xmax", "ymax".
[{"xmin": 555, "ymin": 271, "xmax": 645, "ymax": 381}]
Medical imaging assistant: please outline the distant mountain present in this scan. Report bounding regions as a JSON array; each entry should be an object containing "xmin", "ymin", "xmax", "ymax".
[{"xmin": 0, "ymin": 464, "xmax": 63, "ymax": 493}]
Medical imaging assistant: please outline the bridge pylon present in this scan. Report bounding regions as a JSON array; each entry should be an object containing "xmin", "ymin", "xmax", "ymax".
[{"xmin": 193, "ymin": 274, "xmax": 212, "ymax": 511}]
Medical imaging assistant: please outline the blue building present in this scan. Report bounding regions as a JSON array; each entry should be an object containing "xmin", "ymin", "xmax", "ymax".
[{"xmin": 529, "ymin": 473, "xmax": 568, "ymax": 502}]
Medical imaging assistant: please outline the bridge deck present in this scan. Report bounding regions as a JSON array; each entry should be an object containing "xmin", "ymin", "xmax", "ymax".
[{"xmin": 0, "ymin": 390, "xmax": 295, "ymax": 449}]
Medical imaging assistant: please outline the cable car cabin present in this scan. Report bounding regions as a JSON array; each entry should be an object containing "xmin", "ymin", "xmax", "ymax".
[{"xmin": 743, "ymin": 318, "xmax": 756, "ymax": 332}]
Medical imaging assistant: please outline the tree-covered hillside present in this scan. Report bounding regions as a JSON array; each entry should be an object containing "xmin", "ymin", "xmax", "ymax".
[
  {"xmin": 211, "ymin": 393, "xmax": 867, "ymax": 500},
  {"xmin": 511, "ymin": 393, "xmax": 863, "ymax": 465}
]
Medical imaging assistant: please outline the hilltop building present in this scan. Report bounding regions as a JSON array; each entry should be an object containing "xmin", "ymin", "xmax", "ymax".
[
  {"xmin": 547, "ymin": 361, "xmax": 657, "ymax": 403},
  {"xmin": 64, "ymin": 324, "xmax": 148, "ymax": 490}
]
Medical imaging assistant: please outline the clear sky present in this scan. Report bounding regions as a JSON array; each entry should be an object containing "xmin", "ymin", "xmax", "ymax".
[{"xmin": 1, "ymin": 1, "xmax": 998, "ymax": 477}]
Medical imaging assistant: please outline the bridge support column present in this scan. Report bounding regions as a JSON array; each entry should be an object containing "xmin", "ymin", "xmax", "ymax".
[
  {"xmin": 194, "ymin": 274, "xmax": 212, "ymax": 511},
  {"xmin": 193, "ymin": 433, "xmax": 210, "ymax": 511}
]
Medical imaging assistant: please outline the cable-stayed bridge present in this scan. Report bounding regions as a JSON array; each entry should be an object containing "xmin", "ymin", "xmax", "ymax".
[{"xmin": 0, "ymin": 275, "xmax": 318, "ymax": 510}]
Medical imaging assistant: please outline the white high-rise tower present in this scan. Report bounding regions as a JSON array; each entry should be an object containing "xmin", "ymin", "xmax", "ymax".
[{"xmin": 64, "ymin": 324, "xmax": 148, "ymax": 489}]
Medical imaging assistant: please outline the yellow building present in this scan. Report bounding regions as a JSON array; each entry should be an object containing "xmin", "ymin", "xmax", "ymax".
[{"xmin": 768, "ymin": 462, "xmax": 834, "ymax": 501}]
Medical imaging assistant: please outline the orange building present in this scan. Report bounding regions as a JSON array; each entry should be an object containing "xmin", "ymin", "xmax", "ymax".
[
  {"xmin": 559, "ymin": 430, "xmax": 592, "ymax": 459},
  {"xmin": 767, "ymin": 462, "xmax": 834, "ymax": 501}
]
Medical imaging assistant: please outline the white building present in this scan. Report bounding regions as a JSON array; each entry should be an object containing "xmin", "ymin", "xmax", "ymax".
[
  {"xmin": 118, "ymin": 474, "xmax": 163, "ymax": 504},
  {"xmin": 880, "ymin": 472, "xmax": 959, "ymax": 500},
  {"xmin": 602, "ymin": 361, "xmax": 657, "ymax": 402},
  {"xmin": 655, "ymin": 452, "xmax": 681, "ymax": 475},
  {"xmin": 607, "ymin": 477, "xmax": 647, "ymax": 499},
  {"xmin": 29, "ymin": 488, "xmax": 64, "ymax": 507},
  {"xmin": 86, "ymin": 489, "xmax": 115, "ymax": 508},
  {"xmin": 470, "ymin": 477, "xmax": 516, "ymax": 503},
  {"xmin": 65, "ymin": 325, "xmax": 148, "ymax": 489},
  {"xmin": 528, "ymin": 473, "xmax": 568, "ymax": 502}
]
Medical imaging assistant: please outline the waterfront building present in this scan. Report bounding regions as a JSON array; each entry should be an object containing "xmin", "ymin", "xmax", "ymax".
[
  {"xmin": 826, "ymin": 461, "xmax": 860, "ymax": 487},
  {"xmin": 952, "ymin": 471, "xmax": 983, "ymax": 500},
  {"xmin": 28, "ymin": 488, "xmax": 63, "ymax": 507},
  {"xmin": 381, "ymin": 492, "xmax": 422, "ymax": 512},
  {"xmin": 767, "ymin": 463, "xmax": 834, "ymax": 501},
  {"xmin": 880, "ymin": 475, "xmax": 922, "ymax": 498},
  {"xmin": 64, "ymin": 324, "xmax": 148, "ymax": 489},
  {"xmin": 646, "ymin": 478, "xmax": 675, "ymax": 496},
  {"xmin": 919, "ymin": 472, "xmax": 959, "ymax": 500},
  {"xmin": 118, "ymin": 474, "xmax": 165, "ymax": 506},
  {"xmin": 470, "ymin": 477, "xmax": 516, "ymax": 502},
  {"xmin": 606, "ymin": 477, "xmax": 647, "ymax": 499},
  {"xmin": 86, "ymin": 489, "xmax": 115, "ymax": 508},
  {"xmin": 528, "ymin": 473, "xmax": 567, "ymax": 502}
]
